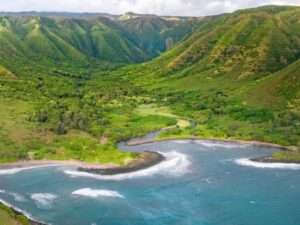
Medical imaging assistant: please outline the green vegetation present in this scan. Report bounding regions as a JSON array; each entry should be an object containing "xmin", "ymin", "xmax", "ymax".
[
  {"xmin": 0, "ymin": 203, "xmax": 31, "ymax": 225},
  {"xmin": 272, "ymin": 149, "xmax": 300, "ymax": 162},
  {"xmin": 115, "ymin": 6, "xmax": 300, "ymax": 159},
  {"xmin": 3, "ymin": 6, "xmax": 300, "ymax": 224},
  {"xmin": 135, "ymin": 104, "xmax": 190, "ymax": 128},
  {"xmin": 1, "ymin": 5, "xmax": 300, "ymax": 167},
  {"xmin": 0, "ymin": 66, "xmax": 178, "ymax": 164},
  {"xmin": 0, "ymin": 15, "xmax": 198, "ymax": 67}
]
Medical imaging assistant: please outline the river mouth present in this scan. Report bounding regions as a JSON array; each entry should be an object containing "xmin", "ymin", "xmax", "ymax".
[{"xmin": 1, "ymin": 139, "xmax": 300, "ymax": 225}]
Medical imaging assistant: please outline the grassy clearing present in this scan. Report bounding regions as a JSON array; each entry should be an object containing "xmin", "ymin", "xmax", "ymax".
[
  {"xmin": 0, "ymin": 97, "xmax": 35, "ymax": 142},
  {"xmin": 135, "ymin": 104, "xmax": 191, "ymax": 129},
  {"xmin": 135, "ymin": 104, "xmax": 176, "ymax": 117}
]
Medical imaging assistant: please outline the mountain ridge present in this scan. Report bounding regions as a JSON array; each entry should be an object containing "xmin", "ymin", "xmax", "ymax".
[
  {"xmin": 0, "ymin": 13, "xmax": 200, "ymax": 67},
  {"xmin": 0, "ymin": 11, "xmax": 201, "ymax": 20}
]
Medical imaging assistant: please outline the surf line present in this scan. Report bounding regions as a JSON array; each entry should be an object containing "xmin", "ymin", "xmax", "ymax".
[{"xmin": 0, "ymin": 198, "xmax": 48, "ymax": 225}]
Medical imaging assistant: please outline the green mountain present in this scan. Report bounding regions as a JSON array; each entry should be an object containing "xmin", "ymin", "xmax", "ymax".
[
  {"xmin": 120, "ymin": 13, "xmax": 199, "ymax": 57},
  {"xmin": 0, "ymin": 13, "xmax": 198, "ymax": 67},
  {"xmin": 131, "ymin": 5, "xmax": 300, "ymax": 78},
  {"xmin": 124, "ymin": 6, "xmax": 300, "ymax": 102}
]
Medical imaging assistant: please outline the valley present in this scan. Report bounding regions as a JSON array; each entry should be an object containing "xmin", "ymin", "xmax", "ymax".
[
  {"xmin": 1, "ymin": 5, "xmax": 300, "ymax": 224},
  {"xmin": 1, "ymin": 5, "xmax": 300, "ymax": 167}
]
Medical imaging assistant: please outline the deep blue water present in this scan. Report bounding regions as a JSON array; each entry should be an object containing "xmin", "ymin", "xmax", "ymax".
[{"xmin": 1, "ymin": 140, "xmax": 300, "ymax": 225}]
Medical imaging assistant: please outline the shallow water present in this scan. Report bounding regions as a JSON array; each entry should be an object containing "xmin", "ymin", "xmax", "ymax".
[{"xmin": 1, "ymin": 140, "xmax": 300, "ymax": 225}]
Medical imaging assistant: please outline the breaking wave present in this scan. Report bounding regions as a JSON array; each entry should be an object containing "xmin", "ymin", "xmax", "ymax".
[
  {"xmin": 195, "ymin": 140, "xmax": 249, "ymax": 149},
  {"xmin": 173, "ymin": 140, "xmax": 191, "ymax": 144},
  {"xmin": 0, "ymin": 165, "xmax": 59, "ymax": 175},
  {"xmin": 235, "ymin": 158, "xmax": 300, "ymax": 170},
  {"xmin": 64, "ymin": 151, "xmax": 190, "ymax": 181},
  {"xmin": 72, "ymin": 188, "xmax": 124, "ymax": 199},
  {"xmin": 31, "ymin": 193, "xmax": 57, "ymax": 209},
  {"xmin": 10, "ymin": 192, "xmax": 26, "ymax": 202},
  {"xmin": 0, "ymin": 190, "xmax": 26, "ymax": 202}
]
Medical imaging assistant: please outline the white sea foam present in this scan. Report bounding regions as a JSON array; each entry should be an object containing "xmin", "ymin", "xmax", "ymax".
[
  {"xmin": 202, "ymin": 177, "xmax": 214, "ymax": 184},
  {"xmin": 31, "ymin": 193, "xmax": 57, "ymax": 209},
  {"xmin": 65, "ymin": 151, "xmax": 190, "ymax": 181},
  {"xmin": 235, "ymin": 158, "xmax": 300, "ymax": 170},
  {"xmin": 72, "ymin": 188, "xmax": 124, "ymax": 199},
  {"xmin": 195, "ymin": 140, "xmax": 248, "ymax": 149},
  {"xmin": 9, "ymin": 192, "xmax": 26, "ymax": 202},
  {"xmin": 0, "ymin": 190, "xmax": 27, "ymax": 202},
  {"xmin": 173, "ymin": 140, "xmax": 190, "ymax": 144},
  {"xmin": 0, "ymin": 165, "xmax": 59, "ymax": 175}
]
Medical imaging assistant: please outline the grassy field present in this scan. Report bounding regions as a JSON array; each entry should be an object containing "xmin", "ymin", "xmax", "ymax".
[
  {"xmin": 0, "ymin": 204, "xmax": 31, "ymax": 225},
  {"xmin": 135, "ymin": 104, "xmax": 191, "ymax": 128}
]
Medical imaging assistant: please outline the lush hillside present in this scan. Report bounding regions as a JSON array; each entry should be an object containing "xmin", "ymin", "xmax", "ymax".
[
  {"xmin": 0, "ymin": 14, "xmax": 198, "ymax": 67},
  {"xmin": 126, "ymin": 6, "xmax": 300, "ymax": 82},
  {"xmin": 116, "ymin": 6, "xmax": 300, "ymax": 154},
  {"xmin": 0, "ymin": 5, "xmax": 300, "ymax": 166},
  {"xmin": 120, "ymin": 14, "xmax": 199, "ymax": 57}
]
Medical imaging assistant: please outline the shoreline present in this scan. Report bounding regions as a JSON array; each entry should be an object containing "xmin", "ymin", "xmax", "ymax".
[
  {"xmin": 127, "ymin": 136, "xmax": 288, "ymax": 150},
  {"xmin": 0, "ymin": 159, "xmax": 117, "ymax": 170},
  {"xmin": 127, "ymin": 136, "xmax": 299, "ymax": 164},
  {"xmin": 79, "ymin": 151, "xmax": 165, "ymax": 175},
  {"xmin": 0, "ymin": 135, "xmax": 299, "ymax": 224},
  {"xmin": 252, "ymin": 156, "xmax": 300, "ymax": 164},
  {"xmin": 0, "ymin": 152, "xmax": 164, "ymax": 225},
  {"xmin": 0, "ymin": 152, "xmax": 165, "ymax": 175},
  {"xmin": 0, "ymin": 199, "xmax": 47, "ymax": 225},
  {"xmin": 0, "ymin": 137, "xmax": 294, "ymax": 172}
]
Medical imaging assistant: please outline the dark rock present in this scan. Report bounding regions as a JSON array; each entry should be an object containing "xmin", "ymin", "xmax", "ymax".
[{"xmin": 79, "ymin": 151, "xmax": 165, "ymax": 175}]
